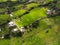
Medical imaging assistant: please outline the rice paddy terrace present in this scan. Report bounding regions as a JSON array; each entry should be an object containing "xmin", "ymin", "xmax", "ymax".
[{"xmin": 0, "ymin": 0, "xmax": 60, "ymax": 45}]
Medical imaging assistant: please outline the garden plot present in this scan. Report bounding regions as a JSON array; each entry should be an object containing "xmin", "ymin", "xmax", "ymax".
[
  {"xmin": 26, "ymin": 3, "xmax": 39, "ymax": 9},
  {"xmin": 13, "ymin": 3, "xmax": 39, "ymax": 18},
  {"xmin": 15, "ymin": 7, "xmax": 48, "ymax": 27},
  {"xmin": 13, "ymin": 4, "xmax": 24, "ymax": 10},
  {"xmin": 13, "ymin": 9, "xmax": 27, "ymax": 18},
  {"xmin": 0, "ymin": 0, "xmax": 7, "ymax": 2}
]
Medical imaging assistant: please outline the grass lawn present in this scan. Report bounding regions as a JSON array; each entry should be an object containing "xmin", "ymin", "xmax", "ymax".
[
  {"xmin": 0, "ymin": 0, "xmax": 7, "ymax": 2},
  {"xmin": 0, "ymin": 0, "xmax": 60, "ymax": 45},
  {"xmin": 22, "ymin": 16, "xmax": 60, "ymax": 45},
  {"xmin": 0, "ymin": 7, "xmax": 60, "ymax": 45},
  {"xmin": 0, "ymin": 39, "xmax": 10, "ymax": 45},
  {"xmin": 10, "ymin": 37, "xmax": 23, "ymax": 45},
  {"xmin": 0, "ymin": 0, "xmax": 17, "ymax": 2}
]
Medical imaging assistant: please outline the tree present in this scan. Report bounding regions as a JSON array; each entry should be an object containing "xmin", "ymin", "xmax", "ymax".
[{"xmin": 56, "ymin": 0, "xmax": 60, "ymax": 9}]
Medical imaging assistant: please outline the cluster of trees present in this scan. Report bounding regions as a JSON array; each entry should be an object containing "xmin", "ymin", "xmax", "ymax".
[
  {"xmin": 56, "ymin": 0, "xmax": 60, "ymax": 9},
  {"xmin": 0, "ymin": 14, "xmax": 11, "ymax": 25}
]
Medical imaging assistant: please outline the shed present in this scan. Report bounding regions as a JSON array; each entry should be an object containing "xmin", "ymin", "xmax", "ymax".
[
  {"xmin": 13, "ymin": 28, "xmax": 18, "ymax": 32},
  {"xmin": 20, "ymin": 27, "xmax": 25, "ymax": 32}
]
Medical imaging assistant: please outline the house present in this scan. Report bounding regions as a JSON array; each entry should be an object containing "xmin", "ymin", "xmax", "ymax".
[
  {"xmin": 8, "ymin": 21, "xmax": 15, "ymax": 27},
  {"xmin": 47, "ymin": 9, "xmax": 57, "ymax": 16},
  {"xmin": 47, "ymin": 10, "xmax": 51, "ymax": 15}
]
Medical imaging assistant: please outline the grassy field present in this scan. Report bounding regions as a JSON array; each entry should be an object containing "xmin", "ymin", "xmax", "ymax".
[
  {"xmin": 0, "ymin": 39, "xmax": 10, "ymax": 45},
  {"xmin": 0, "ymin": 0, "xmax": 7, "ymax": 2},
  {"xmin": 12, "ymin": 16, "xmax": 60, "ymax": 45},
  {"xmin": 0, "ymin": 16, "xmax": 60, "ymax": 45},
  {"xmin": 0, "ymin": 0, "xmax": 17, "ymax": 2},
  {"xmin": 0, "ymin": 0, "xmax": 60, "ymax": 45}
]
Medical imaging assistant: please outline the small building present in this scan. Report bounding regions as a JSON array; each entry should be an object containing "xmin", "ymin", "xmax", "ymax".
[
  {"xmin": 47, "ymin": 9, "xmax": 57, "ymax": 15},
  {"xmin": 13, "ymin": 28, "xmax": 18, "ymax": 32},
  {"xmin": 20, "ymin": 27, "xmax": 25, "ymax": 32},
  {"xmin": 8, "ymin": 21, "xmax": 15, "ymax": 27},
  {"xmin": 1, "ymin": 34, "xmax": 4, "ymax": 39},
  {"xmin": 0, "ymin": 28, "xmax": 1, "ymax": 32},
  {"xmin": 47, "ymin": 10, "xmax": 51, "ymax": 15},
  {"xmin": 52, "ymin": 10, "xmax": 56, "ymax": 14},
  {"xmin": 10, "ymin": 14, "xmax": 13, "ymax": 17}
]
